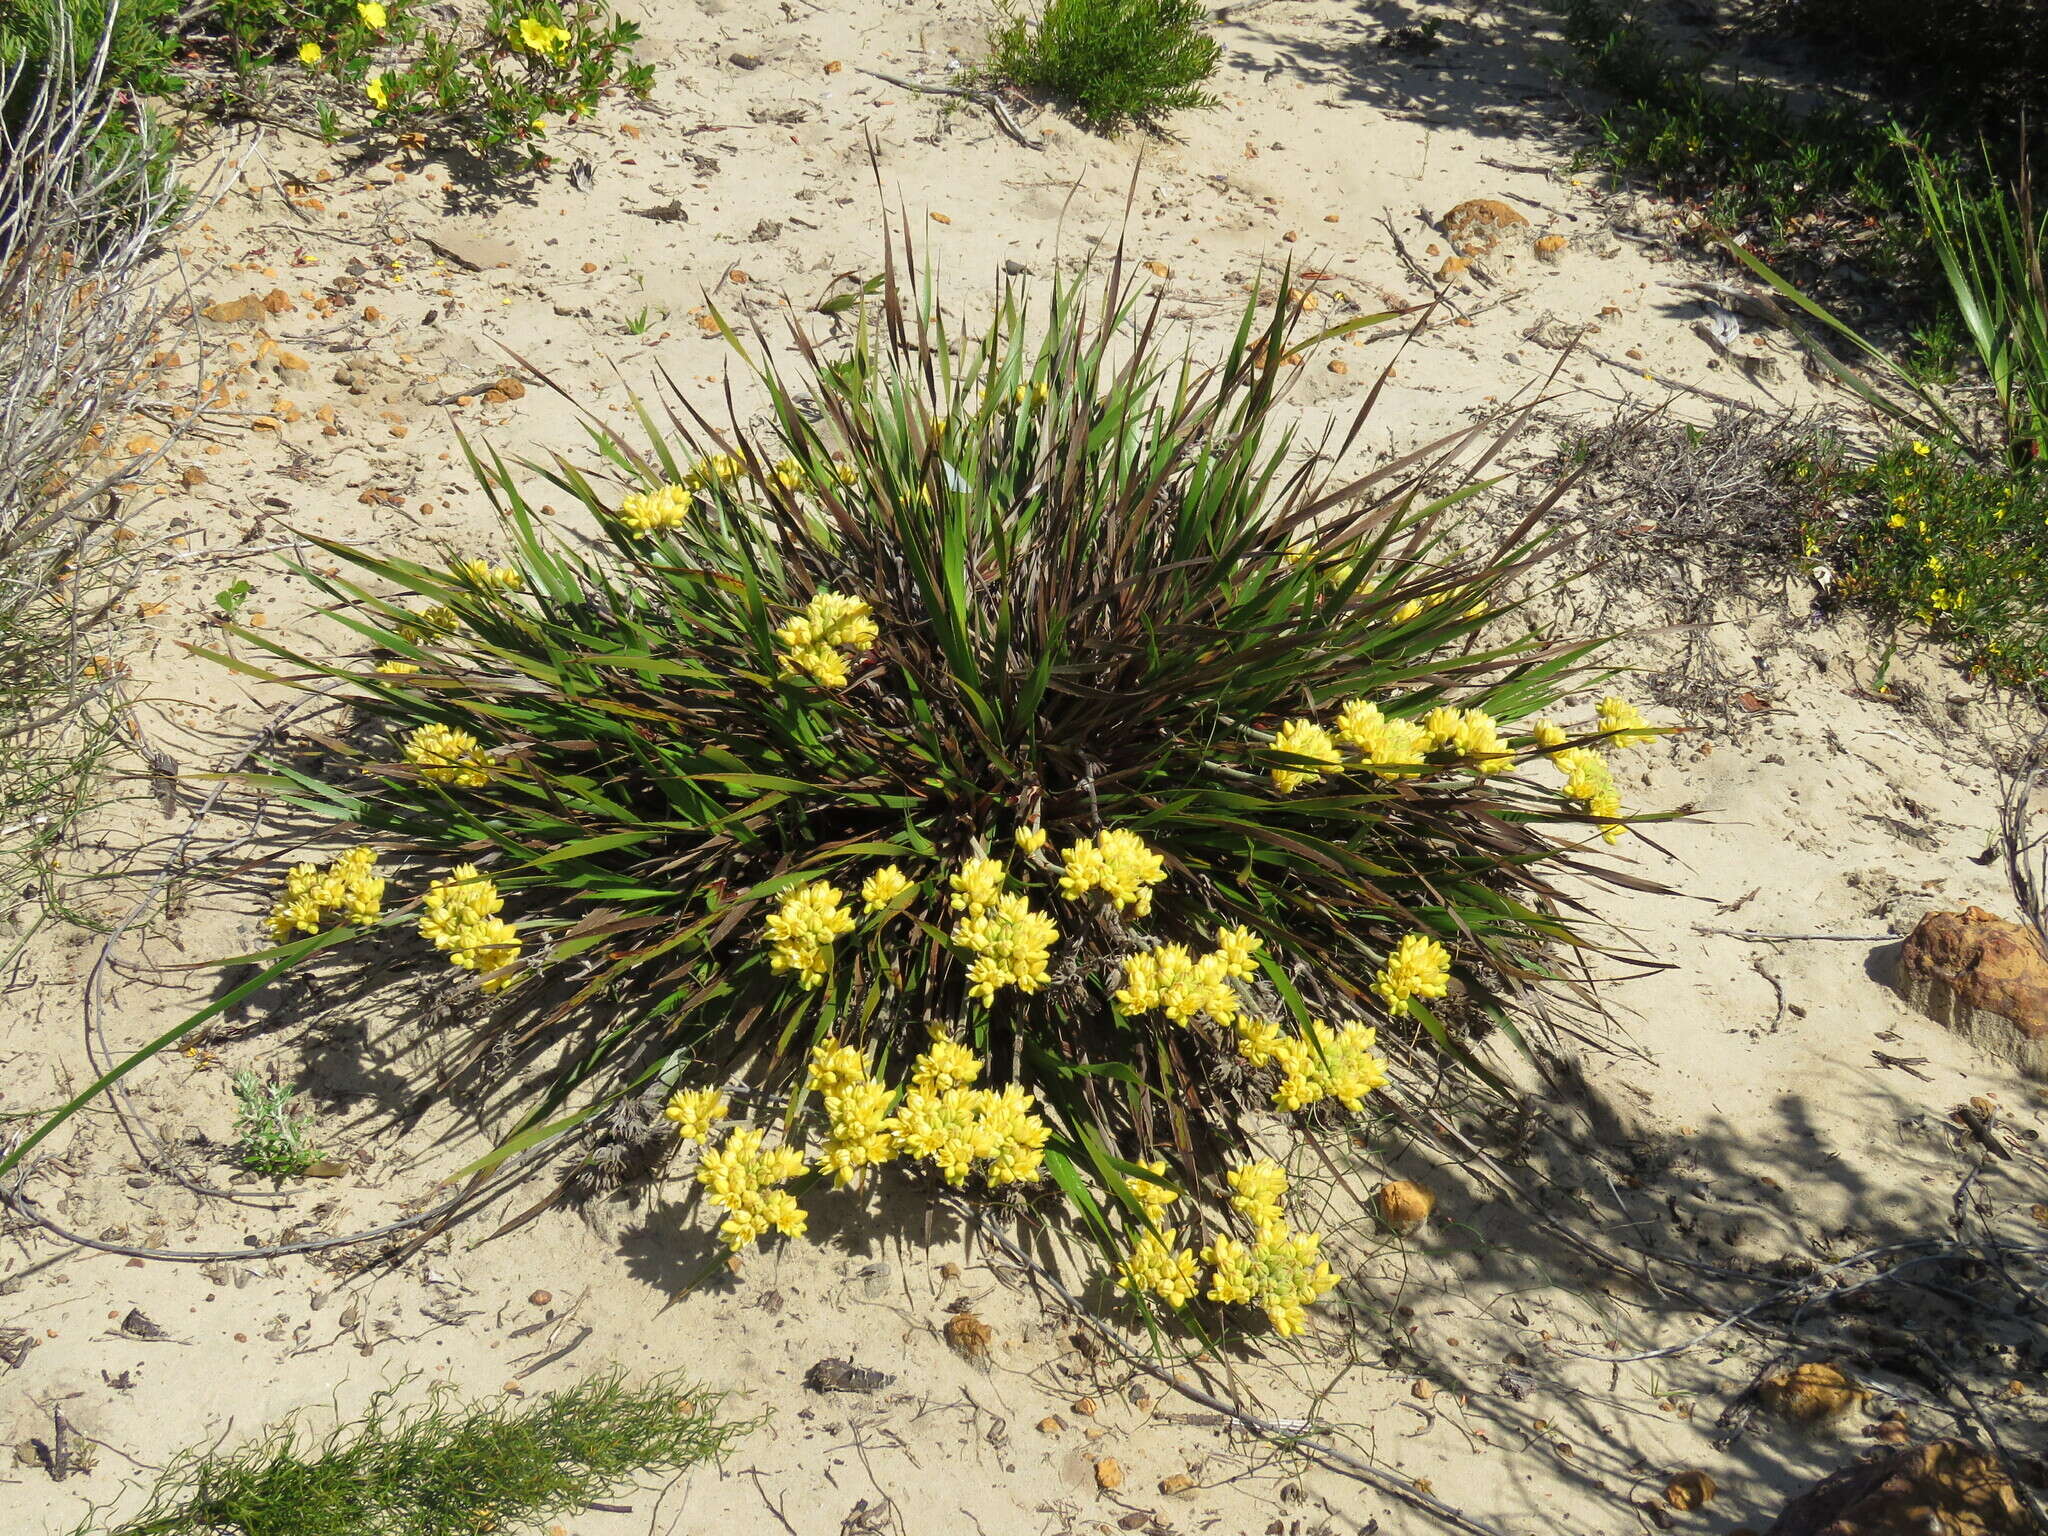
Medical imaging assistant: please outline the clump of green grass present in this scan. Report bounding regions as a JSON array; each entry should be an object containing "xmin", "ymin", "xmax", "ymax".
[
  {"xmin": 230, "ymin": 1069, "xmax": 322, "ymax": 1180},
  {"xmin": 73, "ymin": 1371, "xmax": 748, "ymax": 1536},
  {"xmin": 983, "ymin": 0, "xmax": 1220, "ymax": 133}
]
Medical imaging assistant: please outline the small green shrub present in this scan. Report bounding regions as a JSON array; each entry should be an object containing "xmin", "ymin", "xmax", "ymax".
[
  {"xmin": 73, "ymin": 1371, "xmax": 748, "ymax": 1536},
  {"xmin": 1802, "ymin": 439, "xmax": 2048, "ymax": 689},
  {"xmin": 230, "ymin": 1069, "xmax": 322, "ymax": 1180},
  {"xmin": 984, "ymin": 0, "xmax": 1220, "ymax": 133}
]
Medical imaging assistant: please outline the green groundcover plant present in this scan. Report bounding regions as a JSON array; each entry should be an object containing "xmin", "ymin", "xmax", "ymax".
[
  {"xmin": 984, "ymin": 0, "xmax": 1221, "ymax": 134},
  {"xmin": 72, "ymin": 1372, "xmax": 746, "ymax": 1536},
  {"xmin": 20, "ymin": 250, "xmax": 1671, "ymax": 1339}
]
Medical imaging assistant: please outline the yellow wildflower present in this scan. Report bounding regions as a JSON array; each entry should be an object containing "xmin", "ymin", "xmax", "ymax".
[
  {"xmin": 1530, "ymin": 718, "xmax": 1569, "ymax": 752},
  {"xmin": 860, "ymin": 864, "xmax": 912, "ymax": 914},
  {"xmin": 1118, "ymin": 1228, "xmax": 1200, "ymax": 1310},
  {"xmin": 1130, "ymin": 1159, "xmax": 1179, "ymax": 1222},
  {"xmin": 775, "ymin": 591, "xmax": 878, "ymax": 687},
  {"xmin": 617, "ymin": 482, "xmax": 692, "ymax": 533},
  {"xmin": 264, "ymin": 846, "xmax": 383, "ymax": 941},
  {"xmin": 663, "ymin": 1087, "xmax": 727, "ymax": 1143},
  {"xmin": 1269, "ymin": 717, "xmax": 1341, "ymax": 793},
  {"xmin": 1227, "ymin": 1159, "xmax": 1289, "ymax": 1234},
  {"xmin": 696, "ymin": 1128, "xmax": 808, "ymax": 1249},
  {"xmin": 1423, "ymin": 705, "xmax": 1512, "ymax": 772},
  {"xmin": 1333, "ymin": 698, "xmax": 1429, "ymax": 777},
  {"xmin": 298, "ymin": 41, "xmax": 323, "ymax": 65},
  {"xmin": 1594, "ymin": 694, "xmax": 1657, "ymax": 749},
  {"xmin": 1014, "ymin": 825, "xmax": 1048, "ymax": 855},
  {"xmin": 357, "ymin": 1, "xmax": 386, "ymax": 28},
  {"xmin": 1374, "ymin": 932, "xmax": 1450, "ymax": 1015},
  {"xmin": 762, "ymin": 879, "xmax": 855, "ymax": 989},
  {"xmin": 374, "ymin": 660, "xmax": 420, "ymax": 675},
  {"xmin": 1268, "ymin": 1017, "xmax": 1388, "ymax": 1111},
  {"xmin": 418, "ymin": 865, "xmax": 521, "ymax": 990},
  {"xmin": 952, "ymin": 892, "xmax": 1059, "ymax": 1003},
  {"xmin": 948, "ymin": 855, "xmax": 1006, "ymax": 918},
  {"xmin": 516, "ymin": 16, "xmax": 572, "ymax": 54},
  {"xmin": 910, "ymin": 1034, "xmax": 981, "ymax": 1094},
  {"xmin": 454, "ymin": 557, "xmax": 524, "ymax": 591},
  {"xmin": 403, "ymin": 722, "xmax": 492, "ymax": 788},
  {"xmin": 365, "ymin": 73, "xmax": 390, "ymax": 109},
  {"xmin": 1056, "ymin": 828, "xmax": 1166, "ymax": 915}
]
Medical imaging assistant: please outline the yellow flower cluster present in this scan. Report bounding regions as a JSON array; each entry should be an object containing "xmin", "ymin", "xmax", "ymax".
[
  {"xmin": 1014, "ymin": 825, "xmax": 1048, "ymax": 855},
  {"xmin": 1119, "ymin": 1229, "xmax": 1201, "ymax": 1308},
  {"xmin": 1372, "ymin": 932, "xmax": 1451, "ymax": 1015},
  {"xmin": 1554, "ymin": 747, "xmax": 1625, "ymax": 844},
  {"xmin": 617, "ymin": 482, "xmax": 692, "ymax": 534},
  {"xmin": 1131, "ymin": 1158, "xmax": 1179, "ymax": 1221},
  {"xmin": 397, "ymin": 603, "xmax": 459, "ymax": 643},
  {"xmin": 1115, "ymin": 925, "xmax": 1261, "ymax": 1026},
  {"xmin": 663, "ymin": 1087, "xmax": 728, "ymax": 1143},
  {"xmin": 1203, "ymin": 1161, "xmax": 1339, "ymax": 1335},
  {"xmin": 1235, "ymin": 1015, "xmax": 1388, "ymax": 1111},
  {"xmin": 1268, "ymin": 718, "xmax": 1343, "ymax": 793},
  {"xmin": 1056, "ymin": 828, "xmax": 1167, "ymax": 914},
  {"xmin": 885, "ymin": 1036, "xmax": 1049, "ymax": 1186},
  {"xmin": 949, "ymin": 856, "xmax": 1006, "ymax": 917},
  {"xmin": 808, "ymin": 1040, "xmax": 895, "ymax": 1188},
  {"xmin": 516, "ymin": 15, "xmax": 571, "ymax": 53},
  {"xmin": 1530, "ymin": 718, "xmax": 1569, "ymax": 751},
  {"xmin": 454, "ymin": 558, "xmax": 524, "ymax": 591},
  {"xmin": 403, "ymin": 722, "xmax": 493, "ymax": 789},
  {"xmin": 418, "ymin": 865, "xmax": 521, "ymax": 991},
  {"xmin": 860, "ymin": 864, "xmax": 912, "ymax": 913},
  {"xmin": 1423, "ymin": 706, "xmax": 1512, "ymax": 773},
  {"xmin": 697, "ymin": 1128, "xmax": 808, "ymax": 1249},
  {"xmin": 374, "ymin": 660, "xmax": 420, "ymax": 676},
  {"xmin": 775, "ymin": 591, "xmax": 879, "ymax": 689},
  {"xmin": 1333, "ymin": 698, "xmax": 1429, "ymax": 777},
  {"xmin": 265, "ymin": 846, "xmax": 384, "ymax": 941},
  {"xmin": 1595, "ymin": 694, "xmax": 1657, "ymax": 749},
  {"xmin": 763, "ymin": 879, "xmax": 855, "ymax": 989},
  {"xmin": 953, "ymin": 892, "xmax": 1060, "ymax": 1004}
]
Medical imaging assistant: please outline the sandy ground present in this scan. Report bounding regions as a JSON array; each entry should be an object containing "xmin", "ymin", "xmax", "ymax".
[{"xmin": 5, "ymin": 1, "xmax": 2047, "ymax": 1532}]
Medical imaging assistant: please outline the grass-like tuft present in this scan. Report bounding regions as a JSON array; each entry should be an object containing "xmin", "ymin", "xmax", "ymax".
[
  {"xmin": 983, "ymin": 0, "xmax": 1220, "ymax": 134},
  {"xmin": 40, "ymin": 244, "xmax": 1671, "ymax": 1337},
  {"xmin": 73, "ymin": 1371, "xmax": 748, "ymax": 1536}
]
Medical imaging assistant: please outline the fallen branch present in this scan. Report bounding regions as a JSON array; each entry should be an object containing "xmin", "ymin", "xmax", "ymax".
[{"xmin": 854, "ymin": 67, "xmax": 1042, "ymax": 151}]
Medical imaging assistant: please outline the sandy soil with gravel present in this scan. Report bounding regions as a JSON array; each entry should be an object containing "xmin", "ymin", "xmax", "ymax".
[{"xmin": 5, "ymin": 2, "xmax": 2046, "ymax": 1533}]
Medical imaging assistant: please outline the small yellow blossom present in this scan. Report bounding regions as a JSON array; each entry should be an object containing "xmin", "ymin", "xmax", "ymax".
[
  {"xmin": 1594, "ymin": 694, "xmax": 1657, "ymax": 748},
  {"xmin": 762, "ymin": 880, "xmax": 855, "ymax": 989},
  {"xmin": 374, "ymin": 660, "xmax": 420, "ymax": 675},
  {"xmin": 1422, "ymin": 705, "xmax": 1512, "ymax": 773},
  {"xmin": 516, "ymin": 16, "xmax": 572, "ymax": 54},
  {"xmin": 454, "ymin": 557, "xmax": 524, "ymax": 591},
  {"xmin": 357, "ymin": 1, "xmax": 387, "ymax": 28},
  {"xmin": 1911, "ymin": 439, "xmax": 1930, "ymax": 456},
  {"xmin": 1130, "ymin": 1159, "xmax": 1179, "ymax": 1222},
  {"xmin": 1119, "ymin": 1228, "xmax": 1200, "ymax": 1309},
  {"xmin": 365, "ymin": 74, "xmax": 391, "ymax": 108},
  {"xmin": 663, "ymin": 1087, "xmax": 727, "ymax": 1143},
  {"xmin": 418, "ymin": 864, "xmax": 522, "ymax": 990},
  {"xmin": 1014, "ymin": 825, "xmax": 1048, "ymax": 855},
  {"xmin": 298, "ymin": 41, "xmax": 324, "ymax": 65},
  {"xmin": 1333, "ymin": 698, "xmax": 1429, "ymax": 777},
  {"xmin": 616, "ymin": 482, "xmax": 692, "ymax": 533},
  {"xmin": 953, "ymin": 892, "xmax": 1059, "ymax": 1002},
  {"xmin": 860, "ymin": 864, "xmax": 912, "ymax": 914},
  {"xmin": 403, "ymin": 722, "xmax": 492, "ymax": 789},
  {"xmin": 1057, "ymin": 828, "xmax": 1166, "ymax": 915},
  {"xmin": 949, "ymin": 855, "xmax": 1005, "ymax": 917},
  {"xmin": 1269, "ymin": 717, "xmax": 1342, "ymax": 793},
  {"xmin": 1530, "ymin": 718, "xmax": 1569, "ymax": 751},
  {"xmin": 264, "ymin": 846, "xmax": 383, "ymax": 941},
  {"xmin": 696, "ymin": 1128, "xmax": 808, "ymax": 1249},
  {"xmin": 1373, "ymin": 933, "xmax": 1451, "ymax": 1015},
  {"xmin": 775, "ymin": 591, "xmax": 879, "ymax": 688}
]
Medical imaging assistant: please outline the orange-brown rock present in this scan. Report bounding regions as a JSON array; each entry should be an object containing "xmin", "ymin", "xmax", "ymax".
[
  {"xmin": 1760, "ymin": 1363, "xmax": 1865, "ymax": 1425},
  {"xmin": 1765, "ymin": 1441, "xmax": 2031, "ymax": 1536},
  {"xmin": 1442, "ymin": 198, "xmax": 1530, "ymax": 256},
  {"xmin": 1896, "ymin": 907, "xmax": 2048, "ymax": 1080}
]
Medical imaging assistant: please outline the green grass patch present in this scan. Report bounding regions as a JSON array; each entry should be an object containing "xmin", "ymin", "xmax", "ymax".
[
  {"xmin": 75, "ymin": 1372, "xmax": 749, "ymax": 1536},
  {"xmin": 983, "ymin": 0, "xmax": 1220, "ymax": 133}
]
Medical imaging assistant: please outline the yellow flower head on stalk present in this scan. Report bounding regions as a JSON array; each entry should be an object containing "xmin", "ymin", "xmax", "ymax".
[
  {"xmin": 1227, "ymin": 1159, "xmax": 1290, "ymax": 1234},
  {"xmin": 396, "ymin": 603, "xmax": 459, "ymax": 643},
  {"xmin": 417, "ymin": 865, "xmax": 521, "ymax": 991},
  {"xmin": 1213, "ymin": 924, "xmax": 1262, "ymax": 979},
  {"xmin": 1269, "ymin": 1018, "xmax": 1388, "ymax": 1112},
  {"xmin": 888, "ymin": 1081, "xmax": 1048, "ymax": 1186},
  {"xmin": 948, "ymin": 856, "xmax": 1005, "ymax": 918},
  {"xmin": 695, "ymin": 1128, "xmax": 808, "ymax": 1250},
  {"xmin": 762, "ymin": 880, "xmax": 855, "ymax": 989},
  {"xmin": 516, "ymin": 16, "xmax": 572, "ymax": 54},
  {"xmin": 1114, "ymin": 942, "xmax": 1241, "ymax": 1026},
  {"xmin": 265, "ymin": 845, "xmax": 384, "ymax": 941},
  {"xmin": 1119, "ymin": 1229, "xmax": 1200, "ymax": 1310},
  {"xmin": 454, "ymin": 558, "xmax": 523, "ymax": 591},
  {"xmin": 1130, "ymin": 1159, "xmax": 1179, "ymax": 1222},
  {"xmin": 1269, "ymin": 718, "xmax": 1342, "ymax": 793},
  {"xmin": 1594, "ymin": 694, "xmax": 1657, "ymax": 749},
  {"xmin": 365, "ymin": 73, "xmax": 391, "ymax": 109},
  {"xmin": 357, "ymin": 1, "xmax": 386, "ymax": 28},
  {"xmin": 1014, "ymin": 824, "xmax": 1048, "ymax": 855},
  {"xmin": 617, "ymin": 482, "xmax": 691, "ymax": 533},
  {"xmin": 1530, "ymin": 718, "xmax": 1569, "ymax": 752},
  {"xmin": 1373, "ymin": 932, "xmax": 1451, "ymax": 1015},
  {"xmin": 771, "ymin": 457, "xmax": 804, "ymax": 491},
  {"xmin": 1332, "ymin": 698, "xmax": 1428, "ymax": 778},
  {"xmin": 1242, "ymin": 1225, "xmax": 1340, "ymax": 1336},
  {"xmin": 373, "ymin": 660, "xmax": 420, "ymax": 676},
  {"xmin": 1056, "ymin": 828, "xmax": 1166, "ymax": 914},
  {"xmin": 663, "ymin": 1087, "xmax": 727, "ymax": 1143},
  {"xmin": 1422, "ymin": 706, "xmax": 1512, "ymax": 773},
  {"xmin": 1553, "ymin": 746, "xmax": 1612, "ymax": 804},
  {"xmin": 776, "ymin": 591, "xmax": 878, "ymax": 688},
  {"xmin": 403, "ymin": 722, "xmax": 492, "ymax": 789},
  {"xmin": 860, "ymin": 864, "xmax": 912, "ymax": 914},
  {"xmin": 909, "ymin": 1033, "xmax": 982, "ymax": 1095},
  {"xmin": 298, "ymin": 41, "xmax": 323, "ymax": 65},
  {"xmin": 806, "ymin": 1039, "xmax": 897, "ymax": 1188},
  {"xmin": 953, "ymin": 892, "xmax": 1059, "ymax": 1003}
]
